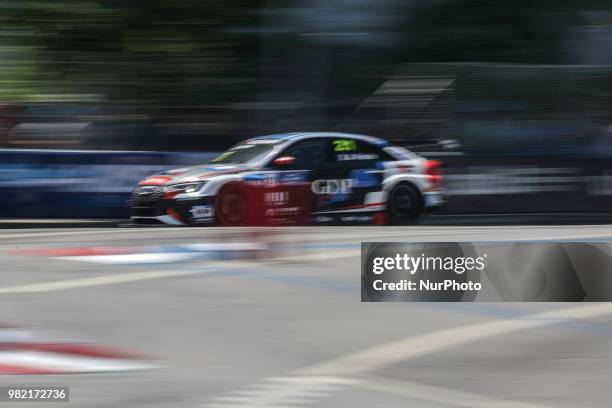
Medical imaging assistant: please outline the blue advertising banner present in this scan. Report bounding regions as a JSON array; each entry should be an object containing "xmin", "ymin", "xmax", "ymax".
[{"xmin": 0, "ymin": 149, "xmax": 218, "ymax": 218}]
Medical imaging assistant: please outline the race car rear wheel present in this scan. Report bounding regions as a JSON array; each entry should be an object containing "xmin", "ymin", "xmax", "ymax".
[
  {"xmin": 386, "ymin": 182, "xmax": 422, "ymax": 225},
  {"xmin": 215, "ymin": 182, "xmax": 252, "ymax": 226}
]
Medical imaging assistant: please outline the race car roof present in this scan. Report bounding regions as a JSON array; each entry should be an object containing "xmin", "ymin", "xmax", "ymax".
[{"xmin": 251, "ymin": 132, "xmax": 389, "ymax": 146}]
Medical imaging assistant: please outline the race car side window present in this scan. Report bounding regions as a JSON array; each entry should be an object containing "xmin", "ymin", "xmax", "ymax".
[
  {"xmin": 333, "ymin": 139, "xmax": 393, "ymax": 163},
  {"xmin": 383, "ymin": 146, "xmax": 415, "ymax": 160},
  {"xmin": 274, "ymin": 138, "xmax": 331, "ymax": 168}
]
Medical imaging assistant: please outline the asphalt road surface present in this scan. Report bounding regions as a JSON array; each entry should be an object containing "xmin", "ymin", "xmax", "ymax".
[{"xmin": 2, "ymin": 225, "xmax": 612, "ymax": 407}]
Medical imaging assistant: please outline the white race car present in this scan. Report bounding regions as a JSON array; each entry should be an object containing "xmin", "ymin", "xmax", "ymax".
[{"xmin": 130, "ymin": 132, "xmax": 444, "ymax": 226}]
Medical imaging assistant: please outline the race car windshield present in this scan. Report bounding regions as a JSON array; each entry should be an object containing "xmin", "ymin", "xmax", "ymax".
[{"xmin": 210, "ymin": 140, "xmax": 282, "ymax": 164}]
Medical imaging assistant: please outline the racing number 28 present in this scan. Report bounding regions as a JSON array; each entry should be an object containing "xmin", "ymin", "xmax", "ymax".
[{"xmin": 333, "ymin": 139, "xmax": 357, "ymax": 152}]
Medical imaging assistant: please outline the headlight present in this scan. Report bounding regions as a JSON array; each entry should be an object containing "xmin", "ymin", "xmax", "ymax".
[{"xmin": 164, "ymin": 182, "xmax": 205, "ymax": 193}]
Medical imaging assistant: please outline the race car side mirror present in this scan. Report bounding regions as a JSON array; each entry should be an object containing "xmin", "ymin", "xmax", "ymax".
[{"xmin": 273, "ymin": 156, "xmax": 296, "ymax": 166}]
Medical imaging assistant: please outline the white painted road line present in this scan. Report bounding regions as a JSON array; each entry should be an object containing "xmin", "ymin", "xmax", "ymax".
[
  {"xmin": 357, "ymin": 375, "xmax": 555, "ymax": 408},
  {"xmin": 201, "ymin": 303, "xmax": 612, "ymax": 408},
  {"xmin": 297, "ymin": 303, "xmax": 612, "ymax": 376},
  {"xmin": 202, "ymin": 376, "xmax": 360, "ymax": 408},
  {"xmin": 0, "ymin": 250, "xmax": 361, "ymax": 293},
  {"xmin": 0, "ymin": 269, "xmax": 210, "ymax": 293},
  {"xmin": 0, "ymin": 261, "xmax": 256, "ymax": 294}
]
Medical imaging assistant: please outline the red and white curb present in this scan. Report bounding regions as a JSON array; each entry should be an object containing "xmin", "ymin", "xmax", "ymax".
[
  {"xmin": 0, "ymin": 328, "xmax": 160, "ymax": 374},
  {"xmin": 12, "ymin": 242, "xmax": 267, "ymax": 265}
]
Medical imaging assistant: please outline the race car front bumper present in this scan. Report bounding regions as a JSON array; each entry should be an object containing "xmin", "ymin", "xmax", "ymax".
[{"xmin": 129, "ymin": 186, "xmax": 216, "ymax": 225}]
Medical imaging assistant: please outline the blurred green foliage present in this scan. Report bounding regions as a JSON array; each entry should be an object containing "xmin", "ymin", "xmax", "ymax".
[
  {"xmin": 0, "ymin": 0, "xmax": 605, "ymax": 150},
  {"xmin": 0, "ymin": 0, "xmax": 260, "ymax": 103},
  {"xmin": 0, "ymin": 0, "xmax": 593, "ymax": 104},
  {"xmin": 407, "ymin": 0, "xmax": 584, "ymax": 64}
]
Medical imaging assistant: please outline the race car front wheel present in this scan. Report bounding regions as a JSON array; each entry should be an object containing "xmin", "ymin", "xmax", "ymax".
[
  {"xmin": 215, "ymin": 182, "xmax": 252, "ymax": 226},
  {"xmin": 386, "ymin": 182, "xmax": 422, "ymax": 225}
]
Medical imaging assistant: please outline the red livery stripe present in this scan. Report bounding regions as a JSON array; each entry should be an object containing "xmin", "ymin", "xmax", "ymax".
[
  {"xmin": 0, "ymin": 343, "xmax": 147, "ymax": 360},
  {"xmin": 16, "ymin": 247, "xmax": 133, "ymax": 257},
  {"xmin": 140, "ymin": 176, "xmax": 172, "ymax": 185},
  {"xmin": 0, "ymin": 364, "xmax": 58, "ymax": 375}
]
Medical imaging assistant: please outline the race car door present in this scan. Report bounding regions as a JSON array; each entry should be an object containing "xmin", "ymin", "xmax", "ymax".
[
  {"xmin": 301, "ymin": 137, "xmax": 388, "ymax": 215},
  {"xmin": 320, "ymin": 137, "xmax": 390, "ymax": 215},
  {"xmin": 269, "ymin": 137, "xmax": 386, "ymax": 217},
  {"xmin": 267, "ymin": 137, "xmax": 335, "ymax": 221}
]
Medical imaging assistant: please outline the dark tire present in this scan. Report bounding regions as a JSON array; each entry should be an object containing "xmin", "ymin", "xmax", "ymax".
[
  {"xmin": 386, "ymin": 182, "xmax": 423, "ymax": 225},
  {"xmin": 215, "ymin": 182, "xmax": 252, "ymax": 226}
]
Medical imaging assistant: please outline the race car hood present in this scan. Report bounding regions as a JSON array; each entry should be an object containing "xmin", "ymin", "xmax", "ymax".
[{"xmin": 139, "ymin": 163, "xmax": 251, "ymax": 186}]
